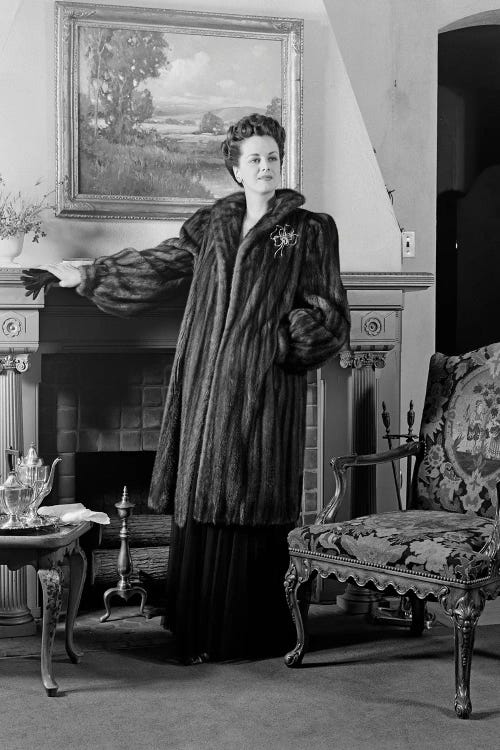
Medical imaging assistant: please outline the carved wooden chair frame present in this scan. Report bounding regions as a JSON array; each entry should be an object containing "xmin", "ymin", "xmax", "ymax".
[{"xmin": 284, "ymin": 440, "xmax": 500, "ymax": 719}]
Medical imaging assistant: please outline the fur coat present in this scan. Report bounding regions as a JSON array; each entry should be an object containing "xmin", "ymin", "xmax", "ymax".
[{"xmin": 77, "ymin": 189, "xmax": 350, "ymax": 526}]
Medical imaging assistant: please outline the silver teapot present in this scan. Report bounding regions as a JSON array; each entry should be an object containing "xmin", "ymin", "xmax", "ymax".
[{"xmin": 9, "ymin": 444, "xmax": 61, "ymax": 525}]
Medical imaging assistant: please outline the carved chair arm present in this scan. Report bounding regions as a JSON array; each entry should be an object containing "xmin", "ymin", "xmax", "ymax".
[{"xmin": 315, "ymin": 441, "xmax": 424, "ymax": 525}]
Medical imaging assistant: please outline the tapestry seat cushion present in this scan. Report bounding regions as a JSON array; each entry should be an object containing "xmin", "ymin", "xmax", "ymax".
[{"xmin": 288, "ymin": 510, "xmax": 494, "ymax": 582}]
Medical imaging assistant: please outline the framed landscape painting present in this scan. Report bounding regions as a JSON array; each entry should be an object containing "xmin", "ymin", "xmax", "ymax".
[{"xmin": 55, "ymin": 2, "xmax": 303, "ymax": 219}]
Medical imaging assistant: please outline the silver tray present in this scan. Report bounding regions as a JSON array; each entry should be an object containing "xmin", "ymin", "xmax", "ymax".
[{"xmin": 0, "ymin": 515, "xmax": 60, "ymax": 535}]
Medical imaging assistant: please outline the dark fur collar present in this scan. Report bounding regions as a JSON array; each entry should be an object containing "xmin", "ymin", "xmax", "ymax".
[{"xmin": 210, "ymin": 189, "xmax": 305, "ymax": 253}]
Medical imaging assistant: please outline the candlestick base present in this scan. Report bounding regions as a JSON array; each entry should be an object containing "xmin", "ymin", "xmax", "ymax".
[{"xmin": 100, "ymin": 584, "xmax": 147, "ymax": 623}]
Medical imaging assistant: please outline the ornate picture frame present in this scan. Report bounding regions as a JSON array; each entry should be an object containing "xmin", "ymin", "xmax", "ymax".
[{"xmin": 55, "ymin": 2, "xmax": 303, "ymax": 220}]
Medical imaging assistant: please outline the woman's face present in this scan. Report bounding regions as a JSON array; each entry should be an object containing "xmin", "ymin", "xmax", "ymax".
[{"xmin": 233, "ymin": 135, "xmax": 281, "ymax": 197}]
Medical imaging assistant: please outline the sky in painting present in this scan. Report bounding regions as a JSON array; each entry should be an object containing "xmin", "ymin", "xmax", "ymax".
[{"xmin": 139, "ymin": 32, "xmax": 281, "ymax": 118}]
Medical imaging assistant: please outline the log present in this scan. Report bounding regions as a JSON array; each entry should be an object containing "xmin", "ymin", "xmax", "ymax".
[
  {"xmin": 91, "ymin": 546, "xmax": 170, "ymax": 585},
  {"xmin": 100, "ymin": 515, "xmax": 172, "ymax": 548}
]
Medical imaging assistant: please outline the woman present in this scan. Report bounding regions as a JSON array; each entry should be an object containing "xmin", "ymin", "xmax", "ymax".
[{"xmin": 23, "ymin": 114, "xmax": 350, "ymax": 662}]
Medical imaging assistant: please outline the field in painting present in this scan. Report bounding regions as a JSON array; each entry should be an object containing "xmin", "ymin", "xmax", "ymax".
[{"xmin": 79, "ymin": 128, "xmax": 234, "ymax": 200}]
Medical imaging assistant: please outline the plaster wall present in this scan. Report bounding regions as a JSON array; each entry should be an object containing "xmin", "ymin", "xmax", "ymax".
[
  {"xmin": 327, "ymin": 0, "xmax": 500, "ymax": 431},
  {"xmin": 0, "ymin": 0, "xmax": 400, "ymax": 273}
]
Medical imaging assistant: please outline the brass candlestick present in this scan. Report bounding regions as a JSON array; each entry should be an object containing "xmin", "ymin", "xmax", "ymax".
[{"xmin": 100, "ymin": 486, "xmax": 147, "ymax": 622}]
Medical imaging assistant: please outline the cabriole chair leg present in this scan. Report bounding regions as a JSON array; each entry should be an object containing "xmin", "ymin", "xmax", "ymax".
[
  {"xmin": 446, "ymin": 590, "xmax": 485, "ymax": 719},
  {"xmin": 284, "ymin": 561, "xmax": 310, "ymax": 667}
]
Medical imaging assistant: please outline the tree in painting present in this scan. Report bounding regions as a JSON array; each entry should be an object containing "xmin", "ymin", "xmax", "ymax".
[
  {"xmin": 199, "ymin": 111, "xmax": 226, "ymax": 135},
  {"xmin": 84, "ymin": 28, "xmax": 170, "ymax": 143},
  {"xmin": 79, "ymin": 28, "xmax": 213, "ymax": 199}
]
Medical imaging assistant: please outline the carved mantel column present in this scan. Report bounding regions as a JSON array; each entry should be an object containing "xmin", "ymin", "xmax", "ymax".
[
  {"xmin": 339, "ymin": 346, "xmax": 391, "ymax": 517},
  {"xmin": 336, "ymin": 345, "xmax": 391, "ymax": 615},
  {"xmin": 0, "ymin": 354, "xmax": 35, "ymax": 633},
  {"xmin": 0, "ymin": 268, "xmax": 43, "ymax": 636},
  {"xmin": 0, "ymin": 353, "xmax": 36, "ymax": 634},
  {"xmin": 0, "ymin": 354, "xmax": 29, "ymax": 477}
]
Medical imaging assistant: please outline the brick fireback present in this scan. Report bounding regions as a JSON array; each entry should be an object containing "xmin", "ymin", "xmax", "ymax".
[
  {"xmin": 38, "ymin": 353, "xmax": 319, "ymax": 509},
  {"xmin": 39, "ymin": 352, "xmax": 174, "ymax": 503}
]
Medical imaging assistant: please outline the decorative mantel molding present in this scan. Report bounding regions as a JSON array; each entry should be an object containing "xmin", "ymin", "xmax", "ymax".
[
  {"xmin": 0, "ymin": 268, "xmax": 435, "ymax": 291},
  {"xmin": 0, "ymin": 354, "xmax": 30, "ymax": 374},
  {"xmin": 0, "ymin": 269, "xmax": 44, "ymax": 309},
  {"xmin": 339, "ymin": 347, "xmax": 393, "ymax": 370},
  {"xmin": 341, "ymin": 271, "xmax": 434, "ymax": 290}
]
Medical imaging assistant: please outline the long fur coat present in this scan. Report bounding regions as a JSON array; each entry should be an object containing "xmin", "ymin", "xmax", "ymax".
[{"xmin": 77, "ymin": 189, "xmax": 350, "ymax": 526}]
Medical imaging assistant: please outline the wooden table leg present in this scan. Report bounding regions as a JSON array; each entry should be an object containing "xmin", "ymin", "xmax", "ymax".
[
  {"xmin": 65, "ymin": 546, "xmax": 87, "ymax": 664},
  {"xmin": 37, "ymin": 566, "xmax": 63, "ymax": 697}
]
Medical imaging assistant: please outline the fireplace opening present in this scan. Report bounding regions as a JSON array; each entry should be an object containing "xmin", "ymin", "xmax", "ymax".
[
  {"xmin": 75, "ymin": 451, "xmax": 156, "ymax": 514},
  {"xmin": 39, "ymin": 351, "xmax": 174, "ymax": 503},
  {"xmin": 75, "ymin": 451, "xmax": 171, "ymax": 609}
]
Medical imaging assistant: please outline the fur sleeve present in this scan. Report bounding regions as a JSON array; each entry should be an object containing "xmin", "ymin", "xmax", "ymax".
[
  {"xmin": 76, "ymin": 207, "xmax": 211, "ymax": 317},
  {"xmin": 276, "ymin": 213, "xmax": 350, "ymax": 372}
]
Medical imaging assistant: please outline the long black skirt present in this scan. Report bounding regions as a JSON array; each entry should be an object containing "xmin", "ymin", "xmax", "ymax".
[{"xmin": 163, "ymin": 514, "xmax": 296, "ymax": 662}]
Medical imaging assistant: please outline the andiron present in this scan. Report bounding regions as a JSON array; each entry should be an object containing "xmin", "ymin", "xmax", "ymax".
[{"xmin": 100, "ymin": 486, "xmax": 147, "ymax": 622}]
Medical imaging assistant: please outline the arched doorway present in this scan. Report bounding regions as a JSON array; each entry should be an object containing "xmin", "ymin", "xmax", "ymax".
[{"xmin": 437, "ymin": 23, "xmax": 500, "ymax": 354}]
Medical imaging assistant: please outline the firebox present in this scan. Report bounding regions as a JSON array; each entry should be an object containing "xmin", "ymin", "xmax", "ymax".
[{"xmin": 38, "ymin": 352, "xmax": 174, "ymax": 503}]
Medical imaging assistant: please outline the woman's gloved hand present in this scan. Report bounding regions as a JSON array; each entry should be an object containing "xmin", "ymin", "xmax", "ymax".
[
  {"xmin": 21, "ymin": 269, "xmax": 60, "ymax": 300},
  {"xmin": 21, "ymin": 263, "xmax": 82, "ymax": 299}
]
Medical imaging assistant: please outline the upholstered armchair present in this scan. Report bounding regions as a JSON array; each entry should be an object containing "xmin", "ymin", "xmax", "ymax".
[{"xmin": 285, "ymin": 343, "xmax": 500, "ymax": 719}]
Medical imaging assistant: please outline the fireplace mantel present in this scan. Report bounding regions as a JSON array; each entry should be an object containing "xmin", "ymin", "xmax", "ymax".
[{"xmin": 0, "ymin": 268, "xmax": 434, "ymax": 353}]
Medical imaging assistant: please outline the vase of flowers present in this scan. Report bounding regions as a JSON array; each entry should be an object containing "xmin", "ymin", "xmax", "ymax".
[{"xmin": 0, "ymin": 175, "xmax": 53, "ymax": 267}]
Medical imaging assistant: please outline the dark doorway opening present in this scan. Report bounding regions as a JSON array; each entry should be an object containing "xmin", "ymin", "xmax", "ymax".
[{"xmin": 437, "ymin": 25, "xmax": 500, "ymax": 354}]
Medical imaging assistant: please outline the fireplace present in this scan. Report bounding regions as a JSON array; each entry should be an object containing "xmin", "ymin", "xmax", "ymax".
[
  {"xmin": 36, "ymin": 350, "xmax": 175, "ymax": 603},
  {"xmin": 0, "ymin": 268, "xmax": 434, "ymax": 624},
  {"xmin": 35, "ymin": 341, "xmax": 319, "ymax": 602},
  {"xmin": 37, "ymin": 350, "xmax": 319, "ymax": 518}
]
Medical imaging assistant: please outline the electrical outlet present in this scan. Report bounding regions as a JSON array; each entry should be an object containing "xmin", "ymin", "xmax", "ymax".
[{"xmin": 401, "ymin": 230, "xmax": 416, "ymax": 258}]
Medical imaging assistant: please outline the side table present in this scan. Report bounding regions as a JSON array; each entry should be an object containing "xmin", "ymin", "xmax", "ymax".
[{"xmin": 0, "ymin": 521, "xmax": 91, "ymax": 696}]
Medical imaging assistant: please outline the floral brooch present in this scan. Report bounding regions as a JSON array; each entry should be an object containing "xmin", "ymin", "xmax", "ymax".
[{"xmin": 270, "ymin": 224, "xmax": 299, "ymax": 258}]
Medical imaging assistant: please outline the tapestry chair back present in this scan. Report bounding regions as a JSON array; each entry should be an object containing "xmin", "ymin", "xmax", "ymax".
[{"xmin": 412, "ymin": 343, "xmax": 500, "ymax": 518}]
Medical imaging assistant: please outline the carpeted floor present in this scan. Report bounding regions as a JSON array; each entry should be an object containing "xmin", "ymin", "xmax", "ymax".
[
  {"xmin": 0, "ymin": 605, "xmax": 169, "ymax": 658},
  {"xmin": 1, "ymin": 604, "xmax": 500, "ymax": 750}
]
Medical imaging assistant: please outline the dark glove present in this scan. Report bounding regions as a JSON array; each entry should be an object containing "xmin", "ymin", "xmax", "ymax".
[{"xmin": 21, "ymin": 269, "xmax": 60, "ymax": 300}]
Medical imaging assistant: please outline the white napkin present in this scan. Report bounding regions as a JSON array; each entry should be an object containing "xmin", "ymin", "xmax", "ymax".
[{"xmin": 38, "ymin": 503, "xmax": 110, "ymax": 525}]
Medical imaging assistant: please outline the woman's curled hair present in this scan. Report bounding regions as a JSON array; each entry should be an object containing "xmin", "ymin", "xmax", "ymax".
[{"xmin": 221, "ymin": 113, "xmax": 286, "ymax": 184}]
